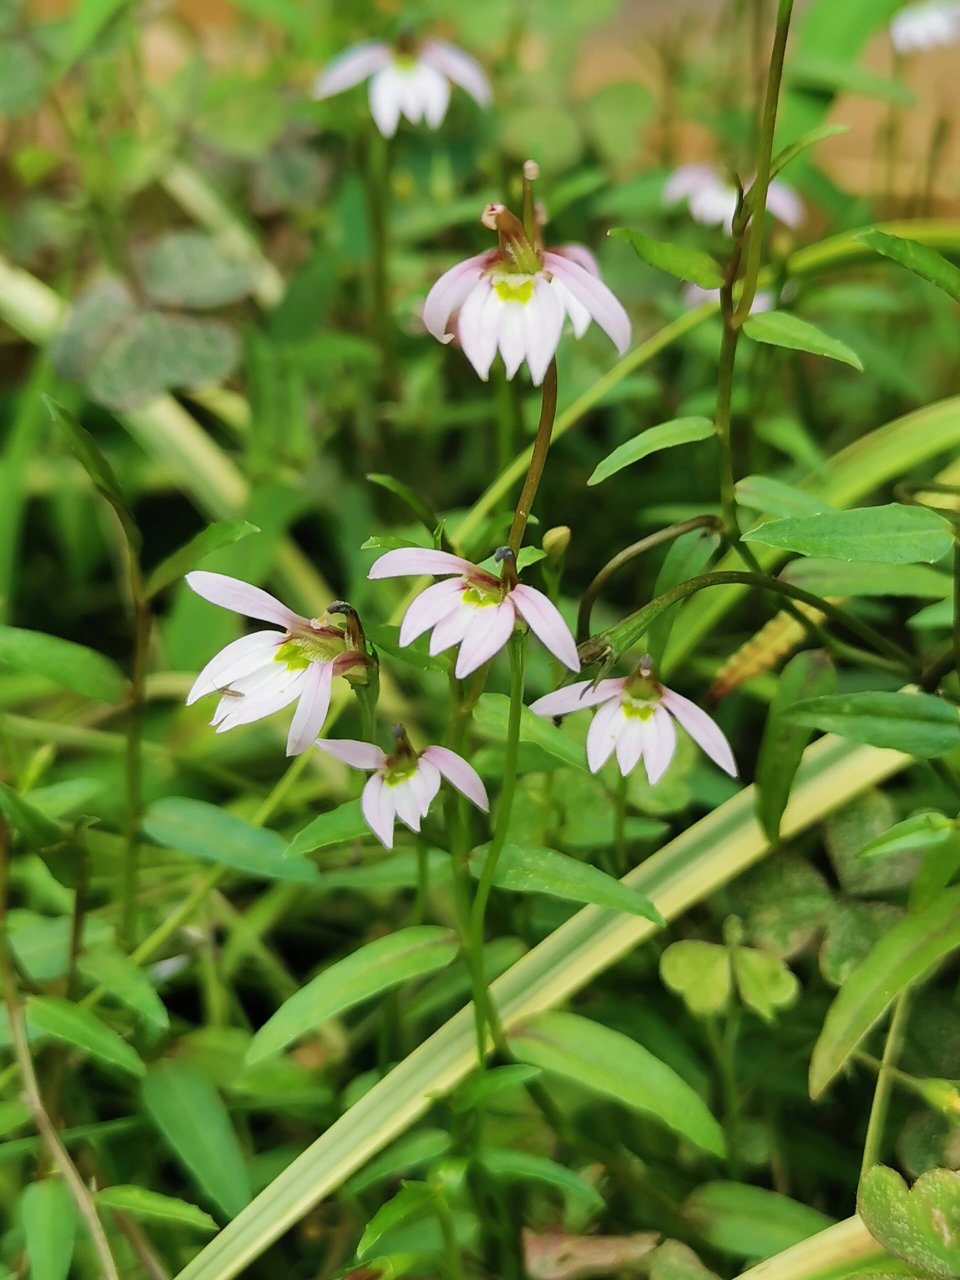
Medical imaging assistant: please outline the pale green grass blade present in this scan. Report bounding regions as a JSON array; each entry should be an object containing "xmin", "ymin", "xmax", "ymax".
[
  {"xmin": 173, "ymin": 732, "xmax": 908, "ymax": 1280},
  {"xmin": 733, "ymin": 1216, "xmax": 885, "ymax": 1280}
]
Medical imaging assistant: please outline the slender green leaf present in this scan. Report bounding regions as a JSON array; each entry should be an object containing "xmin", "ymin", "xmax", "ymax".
[
  {"xmin": 480, "ymin": 1148, "xmax": 604, "ymax": 1211},
  {"xmin": 509, "ymin": 1011, "xmax": 725, "ymax": 1156},
  {"xmin": 142, "ymin": 1061, "xmax": 252, "ymax": 1219},
  {"xmin": 366, "ymin": 474, "xmax": 439, "ymax": 536},
  {"xmin": 77, "ymin": 945, "xmax": 169, "ymax": 1029},
  {"xmin": 356, "ymin": 1183, "xmax": 435, "ymax": 1262},
  {"xmin": 859, "ymin": 812, "xmax": 959, "ymax": 861},
  {"xmin": 684, "ymin": 1182, "xmax": 834, "ymax": 1258},
  {"xmin": 610, "ymin": 229, "xmax": 723, "ymax": 288},
  {"xmin": 770, "ymin": 124, "xmax": 850, "ymax": 180},
  {"xmin": 25, "ymin": 995, "xmax": 145, "ymax": 1077},
  {"xmin": 756, "ymin": 651, "xmax": 836, "ymax": 841},
  {"xmin": 145, "ymin": 521, "xmax": 260, "ymax": 597},
  {"xmin": 344, "ymin": 1131, "xmax": 452, "ymax": 1196},
  {"xmin": 784, "ymin": 692, "xmax": 960, "ymax": 758},
  {"xmin": 247, "ymin": 927, "xmax": 460, "ymax": 1063},
  {"xmin": 787, "ymin": 54, "xmax": 915, "ymax": 106},
  {"xmin": 285, "ymin": 801, "xmax": 368, "ymax": 857},
  {"xmin": 743, "ymin": 311, "xmax": 863, "ymax": 370},
  {"xmin": 469, "ymin": 842, "xmax": 664, "ymax": 925},
  {"xmin": 742, "ymin": 504, "xmax": 953, "ymax": 565},
  {"xmin": 58, "ymin": 0, "xmax": 131, "ymax": 72},
  {"xmin": 43, "ymin": 396, "xmax": 138, "ymax": 542},
  {"xmin": 473, "ymin": 694, "xmax": 586, "ymax": 770},
  {"xmin": 648, "ymin": 526, "xmax": 721, "ymax": 664},
  {"xmin": 0, "ymin": 625, "xmax": 127, "ymax": 702},
  {"xmin": 810, "ymin": 886, "xmax": 960, "ymax": 1096},
  {"xmin": 96, "ymin": 1185, "xmax": 218, "ymax": 1233},
  {"xmin": 0, "ymin": 782, "xmax": 66, "ymax": 851},
  {"xmin": 20, "ymin": 1180, "xmax": 76, "ymax": 1280},
  {"xmin": 856, "ymin": 229, "xmax": 960, "ymax": 306},
  {"xmin": 449, "ymin": 1064, "xmax": 543, "ymax": 1113},
  {"xmin": 588, "ymin": 418, "xmax": 715, "ymax": 486},
  {"xmin": 144, "ymin": 798, "xmax": 320, "ymax": 883},
  {"xmin": 781, "ymin": 559, "xmax": 951, "ymax": 599},
  {"xmin": 735, "ymin": 476, "xmax": 835, "ymax": 518}
]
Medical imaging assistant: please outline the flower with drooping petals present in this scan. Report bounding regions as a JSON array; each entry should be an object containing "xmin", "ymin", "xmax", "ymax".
[
  {"xmin": 186, "ymin": 572, "xmax": 370, "ymax": 756},
  {"xmin": 368, "ymin": 546, "xmax": 580, "ymax": 678},
  {"xmin": 530, "ymin": 659, "xmax": 737, "ymax": 782},
  {"xmin": 890, "ymin": 1, "xmax": 960, "ymax": 52},
  {"xmin": 664, "ymin": 164, "xmax": 804, "ymax": 235},
  {"xmin": 423, "ymin": 199, "xmax": 631, "ymax": 385},
  {"xmin": 313, "ymin": 38, "xmax": 491, "ymax": 137},
  {"xmin": 316, "ymin": 727, "xmax": 488, "ymax": 849}
]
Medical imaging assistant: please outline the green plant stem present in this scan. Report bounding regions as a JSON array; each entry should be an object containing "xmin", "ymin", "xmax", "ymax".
[
  {"xmin": 577, "ymin": 516, "xmax": 720, "ymax": 642},
  {"xmin": 121, "ymin": 550, "xmax": 151, "ymax": 949},
  {"xmin": 613, "ymin": 774, "xmax": 628, "ymax": 876},
  {"xmin": 469, "ymin": 635, "xmax": 525, "ymax": 953},
  {"xmin": 433, "ymin": 1187, "xmax": 467, "ymax": 1280},
  {"xmin": 715, "ymin": 300, "xmax": 742, "ymax": 537},
  {"xmin": 507, "ymin": 361, "xmax": 558, "ymax": 554},
  {"xmin": 733, "ymin": 0, "xmax": 795, "ymax": 326},
  {"xmin": 0, "ymin": 822, "xmax": 121, "ymax": 1280},
  {"xmin": 859, "ymin": 989, "xmax": 912, "ymax": 1182}
]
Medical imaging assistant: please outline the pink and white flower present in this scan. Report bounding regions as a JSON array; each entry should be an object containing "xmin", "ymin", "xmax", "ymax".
[
  {"xmin": 185, "ymin": 572, "xmax": 369, "ymax": 756},
  {"xmin": 890, "ymin": 2, "xmax": 960, "ymax": 53},
  {"xmin": 368, "ymin": 546, "xmax": 580, "ymax": 678},
  {"xmin": 316, "ymin": 731, "xmax": 488, "ymax": 849},
  {"xmin": 313, "ymin": 38, "xmax": 491, "ymax": 137},
  {"xmin": 530, "ymin": 662, "xmax": 737, "ymax": 783},
  {"xmin": 664, "ymin": 164, "xmax": 804, "ymax": 235},
  {"xmin": 423, "ymin": 203, "xmax": 630, "ymax": 385}
]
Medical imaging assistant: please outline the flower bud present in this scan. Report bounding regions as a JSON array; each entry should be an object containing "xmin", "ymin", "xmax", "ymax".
[
  {"xmin": 542, "ymin": 525, "xmax": 571, "ymax": 563},
  {"xmin": 915, "ymin": 1077, "xmax": 960, "ymax": 1120}
]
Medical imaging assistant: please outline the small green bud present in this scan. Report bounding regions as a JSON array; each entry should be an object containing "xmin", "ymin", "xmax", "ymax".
[{"xmin": 542, "ymin": 525, "xmax": 571, "ymax": 563}]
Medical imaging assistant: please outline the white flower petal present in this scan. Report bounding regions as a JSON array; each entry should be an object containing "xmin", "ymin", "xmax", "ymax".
[
  {"xmin": 415, "ymin": 62, "xmax": 451, "ymax": 128},
  {"xmin": 369, "ymin": 548, "xmax": 479, "ymax": 579},
  {"xmin": 586, "ymin": 700, "xmax": 625, "ymax": 773},
  {"xmin": 454, "ymin": 601, "xmax": 515, "ymax": 678},
  {"xmin": 664, "ymin": 163, "xmax": 720, "ymax": 205},
  {"xmin": 409, "ymin": 757, "xmax": 443, "ymax": 816},
  {"xmin": 362, "ymin": 774, "xmax": 396, "ymax": 848},
  {"xmin": 214, "ymin": 666, "xmax": 306, "ymax": 733},
  {"xmin": 661, "ymin": 687, "xmax": 738, "ymax": 777},
  {"xmin": 421, "ymin": 746, "xmax": 488, "ymax": 811},
  {"xmin": 551, "ymin": 277, "xmax": 592, "ymax": 338},
  {"xmin": 766, "ymin": 180, "xmax": 805, "ymax": 229},
  {"xmin": 399, "ymin": 578, "xmax": 465, "ymax": 646},
  {"xmin": 523, "ymin": 278, "xmax": 565, "ymax": 384},
  {"xmin": 643, "ymin": 706, "xmax": 677, "ymax": 785},
  {"xmin": 186, "ymin": 571, "xmax": 303, "ymax": 629},
  {"xmin": 529, "ymin": 678, "xmax": 625, "ymax": 718},
  {"xmin": 285, "ymin": 660, "xmax": 334, "ymax": 756},
  {"xmin": 421, "ymin": 39, "xmax": 492, "ymax": 105},
  {"xmin": 542, "ymin": 253, "xmax": 631, "ymax": 356},
  {"xmin": 313, "ymin": 41, "xmax": 392, "ymax": 98},
  {"xmin": 186, "ymin": 630, "xmax": 281, "ymax": 705},
  {"xmin": 429, "ymin": 600, "xmax": 476, "ymax": 656},
  {"xmin": 497, "ymin": 301, "xmax": 528, "ymax": 379},
  {"xmin": 368, "ymin": 65, "xmax": 404, "ymax": 137},
  {"xmin": 615, "ymin": 716, "xmax": 645, "ymax": 777},
  {"xmin": 509, "ymin": 584, "xmax": 580, "ymax": 672},
  {"xmin": 456, "ymin": 279, "xmax": 499, "ymax": 380},
  {"xmin": 551, "ymin": 243, "xmax": 600, "ymax": 276},
  {"xmin": 422, "ymin": 252, "xmax": 495, "ymax": 343},
  {"xmin": 390, "ymin": 777, "xmax": 424, "ymax": 832},
  {"xmin": 315, "ymin": 739, "xmax": 388, "ymax": 770}
]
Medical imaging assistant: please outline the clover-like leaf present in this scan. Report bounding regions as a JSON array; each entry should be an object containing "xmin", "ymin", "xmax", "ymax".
[
  {"xmin": 858, "ymin": 1166, "xmax": 960, "ymax": 1280},
  {"xmin": 660, "ymin": 941, "xmax": 732, "ymax": 1017}
]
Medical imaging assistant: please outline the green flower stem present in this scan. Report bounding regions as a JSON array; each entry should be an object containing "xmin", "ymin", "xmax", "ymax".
[
  {"xmin": 613, "ymin": 773, "xmax": 629, "ymax": 876},
  {"xmin": 576, "ymin": 516, "xmax": 721, "ymax": 642},
  {"xmin": 121, "ymin": 549, "xmax": 151, "ymax": 949},
  {"xmin": 507, "ymin": 360, "xmax": 558, "ymax": 555},
  {"xmin": 468, "ymin": 635, "xmax": 526, "ymax": 1004},
  {"xmin": 859, "ymin": 989, "xmax": 912, "ymax": 1181},
  {"xmin": 0, "ymin": 821, "xmax": 121, "ymax": 1280},
  {"xmin": 715, "ymin": 290, "xmax": 743, "ymax": 537},
  {"xmin": 366, "ymin": 131, "xmax": 396, "ymax": 396},
  {"xmin": 732, "ymin": 0, "xmax": 795, "ymax": 327}
]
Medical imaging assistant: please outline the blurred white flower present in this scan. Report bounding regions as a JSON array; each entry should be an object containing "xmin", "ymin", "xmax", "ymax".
[
  {"xmin": 313, "ymin": 39, "xmax": 491, "ymax": 137},
  {"xmin": 890, "ymin": 1, "xmax": 960, "ymax": 52},
  {"xmin": 680, "ymin": 282, "xmax": 775, "ymax": 313},
  {"xmin": 664, "ymin": 164, "xmax": 804, "ymax": 235}
]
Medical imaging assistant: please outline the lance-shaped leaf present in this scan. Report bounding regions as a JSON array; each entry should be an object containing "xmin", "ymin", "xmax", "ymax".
[
  {"xmin": 247, "ymin": 927, "xmax": 460, "ymax": 1063},
  {"xmin": 0, "ymin": 782, "xmax": 66, "ymax": 852},
  {"xmin": 756, "ymin": 650, "xmax": 835, "ymax": 841},
  {"xmin": 743, "ymin": 311, "xmax": 863, "ymax": 371},
  {"xmin": 509, "ymin": 1011, "xmax": 725, "ymax": 1156},
  {"xmin": 20, "ymin": 1179, "xmax": 76, "ymax": 1280},
  {"xmin": 480, "ymin": 1149, "xmax": 604, "ymax": 1212},
  {"xmin": 143, "ymin": 798, "xmax": 320, "ymax": 883},
  {"xmin": 44, "ymin": 396, "xmax": 138, "ymax": 545},
  {"xmin": 856, "ymin": 229, "xmax": 960, "ymax": 306},
  {"xmin": 0, "ymin": 625, "xmax": 127, "ymax": 702},
  {"xmin": 474, "ymin": 694, "xmax": 586, "ymax": 770},
  {"xmin": 588, "ymin": 418, "xmax": 715, "ymax": 487},
  {"xmin": 26, "ymin": 996, "xmax": 145, "ymax": 1078},
  {"xmin": 742, "ymin": 504, "xmax": 953, "ymax": 565},
  {"xmin": 145, "ymin": 520, "xmax": 260, "ymax": 597},
  {"xmin": 683, "ymin": 1181, "xmax": 834, "ymax": 1259},
  {"xmin": 96, "ymin": 1185, "xmax": 218, "ymax": 1234},
  {"xmin": 142, "ymin": 1061, "xmax": 252, "ymax": 1219},
  {"xmin": 285, "ymin": 801, "xmax": 369, "ymax": 857},
  {"xmin": 784, "ymin": 692, "xmax": 960, "ymax": 759},
  {"xmin": 469, "ymin": 842, "xmax": 664, "ymax": 925},
  {"xmin": 810, "ymin": 886, "xmax": 960, "ymax": 1097},
  {"xmin": 610, "ymin": 229, "xmax": 723, "ymax": 289}
]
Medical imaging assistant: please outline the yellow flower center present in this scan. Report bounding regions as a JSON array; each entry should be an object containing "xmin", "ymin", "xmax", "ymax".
[
  {"xmin": 492, "ymin": 276, "xmax": 536, "ymax": 305},
  {"xmin": 274, "ymin": 630, "xmax": 348, "ymax": 670},
  {"xmin": 462, "ymin": 582, "xmax": 502, "ymax": 607},
  {"xmin": 384, "ymin": 760, "xmax": 418, "ymax": 787}
]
